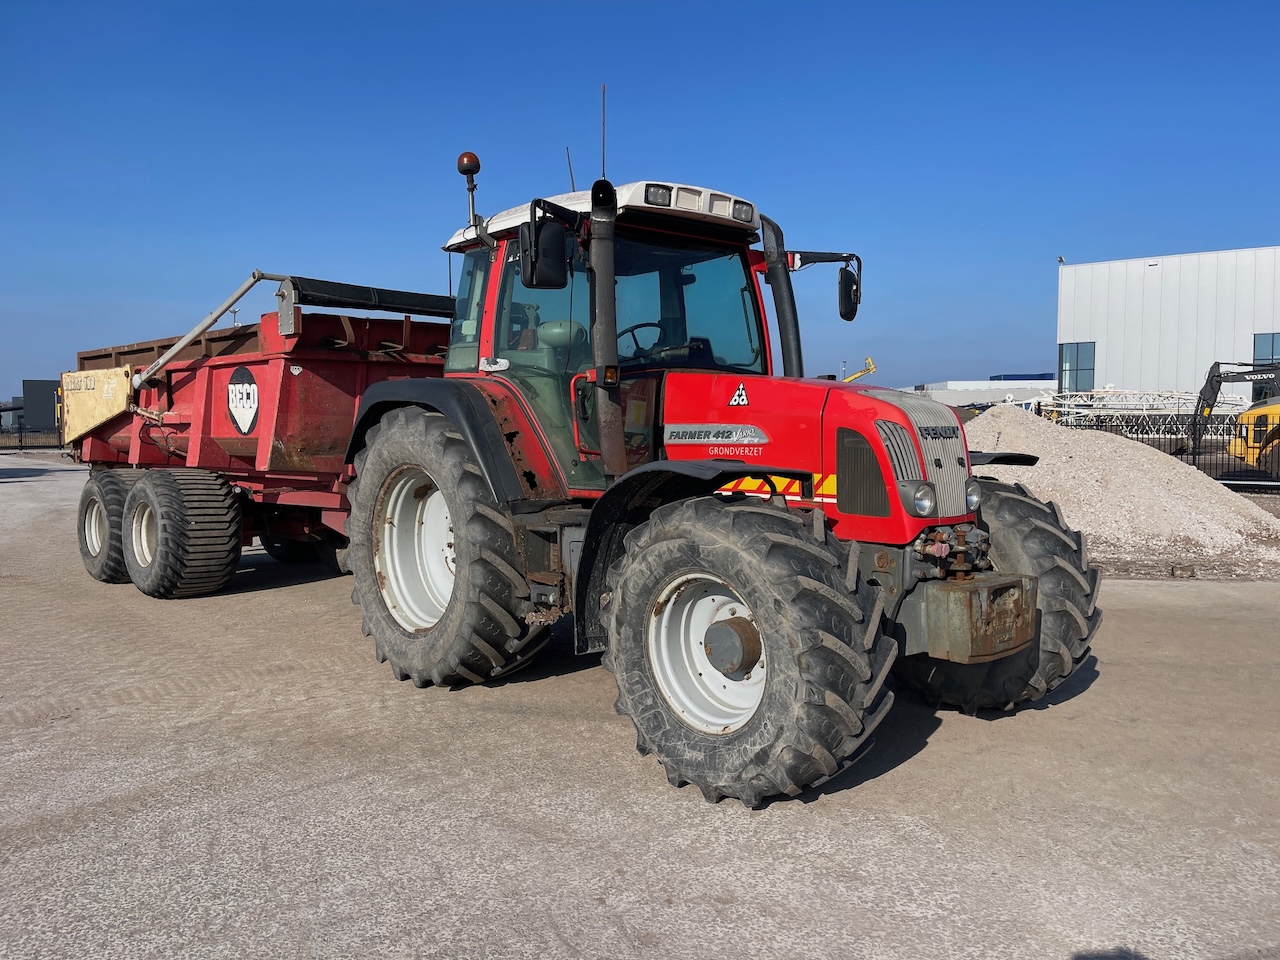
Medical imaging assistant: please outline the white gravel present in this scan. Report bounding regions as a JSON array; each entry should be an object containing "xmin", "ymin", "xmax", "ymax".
[{"xmin": 964, "ymin": 404, "xmax": 1280, "ymax": 579}]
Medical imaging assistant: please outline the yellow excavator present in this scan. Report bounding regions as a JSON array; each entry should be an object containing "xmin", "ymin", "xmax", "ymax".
[{"xmin": 1193, "ymin": 362, "xmax": 1280, "ymax": 476}]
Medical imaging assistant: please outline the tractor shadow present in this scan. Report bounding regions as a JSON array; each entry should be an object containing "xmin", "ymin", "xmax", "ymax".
[
  {"xmin": 767, "ymin": 655, "xmax": 1102, "ymax": 806},
  {"xmin": 486, "ymin": 617, "xmax": 603, "ymax": 686},
  {"xmin": 762, "ymin": 688, "xmax": 944, "ymax": 806},
  {"xmin": 974, "ymin": 653, "xmax": 1101, "ymax": 722}
]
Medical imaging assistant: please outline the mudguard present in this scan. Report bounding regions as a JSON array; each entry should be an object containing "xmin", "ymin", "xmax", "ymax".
[
  {"xmin": 574, "ymin": 460, "xmax": 814, "ymax": 653},
  {"xmin": 345, "ymin": 378, "xmax": 525, "ymax": 504}
]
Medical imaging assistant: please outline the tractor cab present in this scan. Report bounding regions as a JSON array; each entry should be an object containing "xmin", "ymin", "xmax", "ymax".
[{"xmin": 442, "ymin": 178, "xmax": 788, "ymax": 492}]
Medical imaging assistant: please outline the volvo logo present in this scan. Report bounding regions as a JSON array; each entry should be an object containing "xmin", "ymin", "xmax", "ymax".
[{"xmin": 919, "ymin": 425, "xmax": 960, "ymax": 439}]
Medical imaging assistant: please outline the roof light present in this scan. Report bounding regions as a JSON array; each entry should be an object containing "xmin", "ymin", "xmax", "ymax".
[
  {"xmin": 732, "ymin": 200, "xmax": 754, "ymax": 223},
  {"xmin": 645, "ymin": 183, "xmax": 672, "ymax": 207}
]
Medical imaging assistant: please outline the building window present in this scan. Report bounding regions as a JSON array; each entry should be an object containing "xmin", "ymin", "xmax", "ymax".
[
  {"xmin": 1254, "ymin": 333, "xmax": 1280, "ymax": 402},
  {"xmin": 1059, "ymin": 341, "xmax": 1095, "ymax": 393}
]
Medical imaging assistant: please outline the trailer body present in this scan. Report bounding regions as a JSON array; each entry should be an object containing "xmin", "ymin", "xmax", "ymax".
[{"xmin": 68, "ymin": 308, "xmax": 449, "ymax": 542}]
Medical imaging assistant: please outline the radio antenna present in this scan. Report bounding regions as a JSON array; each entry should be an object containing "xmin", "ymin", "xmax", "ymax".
[
  {"xmin": 600, "ymin": 83, "xmax": 606, "ymax": 179},
  {"xmin": 566, "ymin": 146, "xmax": 576, "ymax": 192}
]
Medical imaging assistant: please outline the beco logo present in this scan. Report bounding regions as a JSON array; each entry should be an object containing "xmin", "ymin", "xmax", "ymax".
[{"xmin": 228, "ymin": 367, "xmax": 259, "ymax": 435}]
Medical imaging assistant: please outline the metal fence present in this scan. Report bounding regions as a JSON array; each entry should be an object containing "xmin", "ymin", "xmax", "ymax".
[
  {"xmin": 0, "ymin": 430, "xmax": 62, "ymax": 450},
  {"xmin": 1056, "ymin": 412, "xmax": 1280, "ymax": 489}
]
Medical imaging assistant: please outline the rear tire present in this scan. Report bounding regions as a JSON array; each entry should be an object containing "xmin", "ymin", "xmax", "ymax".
[
  {"xmin": 603, "ymin": 496, "xmax": 897, "ymax": 806},
  {"xmin": 892, "ymin": 479, "xmax": 1102, "ymax": 712},
  {"xmin": 77, "ymin": 470, "xmax": 141, "ymax": 583},
  {"xmin": 122, "ymin": 469, "xmax": 243, "ymax": 598},
  {"xmin": 347, "ymin": 407, "xmax": 540, "ymax": 686}
]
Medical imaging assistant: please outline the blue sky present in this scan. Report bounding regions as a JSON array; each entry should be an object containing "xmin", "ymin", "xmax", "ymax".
[{"xmin": 3, "ymin": 1, "xmax": 1278, "ymax": 400}]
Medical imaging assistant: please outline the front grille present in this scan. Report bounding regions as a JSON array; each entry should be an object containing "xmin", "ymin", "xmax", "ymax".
[
  {"xmin": 866, "ymin": 390, "xmax": 968, "ymax": 516},
  {"xmin": 876, "ymin": 420, "xmax": 922, "ymax": 481},
  {"xmin": 836, "ymin": 427, "xmax": 890, "ymax": 517}
]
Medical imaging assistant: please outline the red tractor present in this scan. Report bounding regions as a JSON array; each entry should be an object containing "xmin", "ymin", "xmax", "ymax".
[{"xmin": 64, "ymin": 154, "xmax": 1100, "ymax": 805}]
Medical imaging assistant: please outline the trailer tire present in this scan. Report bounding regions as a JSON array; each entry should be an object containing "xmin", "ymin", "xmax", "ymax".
[
  {"xmin": 77, "ymin": 470, "xmax": 141, "ymax": 583},
  {"xmin": 892, "ymin": 479, "xmax": 1102, "ymax": 712},
  {"xmin": 122, "ymin": 469, "xmax": 244, "ymax": 599},
  {"xmin": 602, "ymin": 496, "xmax": 897, "ymax": 806},
  {"xmin": 315, "ymin": 537, "xmax": 351, "ymax": 576},
  {"xmin": 347, "ymin": 407, "xmax": 535, "ymax": 687}
]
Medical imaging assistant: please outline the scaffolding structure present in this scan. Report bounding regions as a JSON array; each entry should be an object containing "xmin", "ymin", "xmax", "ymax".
[{"xmin": 1035, "ymin": 389, "xmax": 1247, "ymax": 441}]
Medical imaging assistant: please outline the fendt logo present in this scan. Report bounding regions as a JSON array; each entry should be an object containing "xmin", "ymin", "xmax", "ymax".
[
  {"xmin": 227, "ymin": 367, "xmax": 259, "ymax": 435},
  {"xmin": 919, "ymin": 425, "xmax": 960, "ymax": 439}
]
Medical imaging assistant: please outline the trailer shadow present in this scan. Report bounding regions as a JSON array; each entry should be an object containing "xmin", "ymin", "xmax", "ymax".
[
  {"xmin": 222, "ymin": 550, "xmax": 347, "ymax": 595},
  {"xmin": 0, "ymin": 467, "xmax": 53, "ymax": 482}
]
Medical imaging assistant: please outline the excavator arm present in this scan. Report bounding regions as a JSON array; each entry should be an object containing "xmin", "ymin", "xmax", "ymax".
[{"xmin": 1190, "ymin": 361, "xmax": 1280, "ymax": 451}]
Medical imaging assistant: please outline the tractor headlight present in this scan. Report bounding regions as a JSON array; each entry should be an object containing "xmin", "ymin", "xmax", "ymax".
[
  {"xmin": 965, "ymin": 478, "xmax": 982, "ymax": 513},
  {"xmin": 645, "ymin": 183, "xmax": 673, "ymax": 207},
  {"xmin": 911, "ymin": 482, "xmax": 936, "ymax": 517}
]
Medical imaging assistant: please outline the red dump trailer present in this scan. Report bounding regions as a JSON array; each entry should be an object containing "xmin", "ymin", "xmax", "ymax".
[{"xmin": 65, "ymin": 275, "xmax": 453, "ymax": 579}]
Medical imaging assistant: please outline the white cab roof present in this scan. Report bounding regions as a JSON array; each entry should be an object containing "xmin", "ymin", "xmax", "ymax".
[{"xmin": 444, "ymin": 181, "xmax": 761, "ymax": 250}]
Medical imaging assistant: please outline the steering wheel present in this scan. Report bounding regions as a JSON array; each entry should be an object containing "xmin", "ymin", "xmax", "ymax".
[{"xmin": 617, "ymin": 322, "xmax": 665, "ymax": 358}]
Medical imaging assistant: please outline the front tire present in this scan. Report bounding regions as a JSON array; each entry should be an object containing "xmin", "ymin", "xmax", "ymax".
[
  {"xmin": 77, "ymin": 470, "xmax": 141, "ymax": 583},
  {"xmin": 347, "ymin": 407, "xmax": 540, "ymax": 686},
  {"xmin": 603, "ymin": 496, "xmax": 897, "ymax": 806},
  {"xmin": 893, "ymin": 479, "xmax": 1102, "ymax": 712}
]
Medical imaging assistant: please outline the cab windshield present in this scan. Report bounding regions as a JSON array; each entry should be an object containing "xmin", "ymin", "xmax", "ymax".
[{"xmin": 614, "ymin": 232, "xmax": 766, "ymax": 374}]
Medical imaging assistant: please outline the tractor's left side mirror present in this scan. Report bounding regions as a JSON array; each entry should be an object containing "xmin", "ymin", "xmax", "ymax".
[
  {"xmin": 838, "ymin": 265, "xmax": 860, "ymax": 321},
  {"xmin": 519, "ymin": 220, "xmax": 568, "ymax": 289}
]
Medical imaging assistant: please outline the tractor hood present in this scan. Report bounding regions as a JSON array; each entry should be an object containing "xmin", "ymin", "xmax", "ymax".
[{"xmin": 659, "ymin": 372, "xmax": 973, "ymax": 540}]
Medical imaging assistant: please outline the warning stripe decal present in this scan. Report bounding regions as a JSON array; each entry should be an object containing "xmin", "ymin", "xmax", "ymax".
[{"xmin": 717, "ymin": 474, "xmax": 834, "ymax": 501}]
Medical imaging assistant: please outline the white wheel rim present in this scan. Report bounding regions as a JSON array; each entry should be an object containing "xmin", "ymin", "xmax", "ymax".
[
  {"xmin": 84, "ymin": 496, "xmax": 107, "ymax": 557},
  {"xmin": 646, "ymin": 573, "xmax": 766, "ymax": 735},
  {"xmin": 130, "ymin": 500, "xmax": 157, "ymax": 567},
  {"xmin": 374, "ymin": 466, "xmax": 456, "ymax": 631}
]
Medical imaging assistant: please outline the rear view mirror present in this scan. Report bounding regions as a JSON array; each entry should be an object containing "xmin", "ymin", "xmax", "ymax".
[
  {"xmin": 518, "ymin": 220, "xmax": 568, "ymax": 289},
  {"xmin": 838, "ymin": 265, "xmax": 860, "ymax": 321}
]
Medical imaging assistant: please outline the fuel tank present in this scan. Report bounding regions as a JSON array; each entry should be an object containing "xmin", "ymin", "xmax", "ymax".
[{"xmin": 659, "ymin": 372, "xmax": 974, "ymax": 545}]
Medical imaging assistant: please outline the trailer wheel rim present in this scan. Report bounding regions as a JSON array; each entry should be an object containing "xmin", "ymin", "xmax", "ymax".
[
  {"xmin": 646, "ymin": 573, "xmax": 766, "ymax": 735},
  {"xmin": 130, "ymin": 500, "xmax": 157, "ymax": 567},
  {"xmin": 375, "ymin": 466, "xmax": 456, "ymax": 631},
  {"xmin": 84, "ymin": 495, "xmax": 107, "ymax": 557}
]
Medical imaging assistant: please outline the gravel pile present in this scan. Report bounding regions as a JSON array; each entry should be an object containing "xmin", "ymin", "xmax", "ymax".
[{"xmin": 963, "ymin": 404, "xmax": 1280, "ymax": 579}]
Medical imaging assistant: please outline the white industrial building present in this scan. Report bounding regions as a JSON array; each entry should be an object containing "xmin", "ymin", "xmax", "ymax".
[
  {"xmin": 901, "ymin": 378, "xmax": 1056, "ymax": 407},
  {"xmin": 1057, "ymin": 245, "xmax": 1280, "ymax": 403}
]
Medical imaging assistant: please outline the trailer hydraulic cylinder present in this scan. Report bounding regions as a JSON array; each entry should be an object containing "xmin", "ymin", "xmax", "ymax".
[{"xmin": 132, "ymin": 270, "xmax": 288, "ymax": 389}]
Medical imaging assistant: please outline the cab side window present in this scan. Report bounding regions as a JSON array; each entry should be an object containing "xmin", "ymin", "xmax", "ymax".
[
  {"xmin": 444, "ymin": 248, "xmax": 491, "ymax": 373},
  {"xmin": 493, "ymin": 241, "xmax": 593, "ymax": 376}
]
